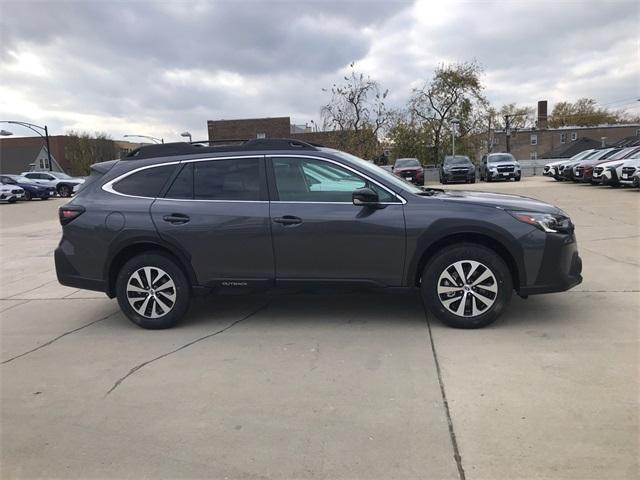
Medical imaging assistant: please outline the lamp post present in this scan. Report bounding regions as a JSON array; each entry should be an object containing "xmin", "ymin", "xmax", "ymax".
[
  {"xmin": 123, "ymin": 134, "xmax": 164, "ymax": 144},
  {"xmin": 180, "ymin": 131, "xmax": 192, "ymax": 143},
  {"xmin": 450, "ymin": 118, "xmax": 460, "ymax": 157},
  {"xmin": 0, "ymin": 120, "xmax": 54, "ymax": 171}
]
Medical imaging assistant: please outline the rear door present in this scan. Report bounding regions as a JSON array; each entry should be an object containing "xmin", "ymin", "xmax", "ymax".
[
  {"xmin": 267, "ymin": 155, "xmax": 406, "ymax": 287},
  {"xmin": 150, "ymin": 156, "xmax": 274, "ymax": 288}
]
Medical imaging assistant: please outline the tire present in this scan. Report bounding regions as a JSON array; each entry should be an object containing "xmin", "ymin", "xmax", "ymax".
[
  {"xmin": 116, "ymin": 252, "xmax": 191, "ymax": 329},
  {"xmin": 41, "ymin": 196, "xmax": 49, "ymax": 200},
  {"xmin": 515, "ymin": 176, "xmax": 521, "ymax": 182},
  {"xmin": 470, "ymin": 178, "xmax": 476, "ymax": 184},
  {"xmin": 486, "ymin": 176, "xmax": 492, "ymax": 182},
  {"xmin": 421, "ymin": 243, "xmax": 513, "ymax": 329},
  {"xmin": 58, "ymin": 184, "xmax": 72, "ymax": 197},
  {"xmin": 24, "ymin": 190, "xmax": 32, "ymax": 201}
]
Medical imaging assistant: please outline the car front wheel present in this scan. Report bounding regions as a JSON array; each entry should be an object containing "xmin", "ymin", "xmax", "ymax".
[
  {"xmin": 421, "ymin": 244, "xmax": 513, "ymax": 328},
  {"xmin": 116, "ymin": 253, "xmax": 191, "ymax": 329},
  {"xmin": 24, "ymin": 190, "xmax": 32, "ymax": 201}
]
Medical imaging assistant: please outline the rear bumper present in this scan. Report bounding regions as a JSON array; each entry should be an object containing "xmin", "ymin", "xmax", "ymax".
[
  {"xmin": 55, "ymin": 245, "xmax": 107, "ymax": 294},
  {"xmin": 519, "ymin": 233, "xmax": 582, "ymax": 295}
]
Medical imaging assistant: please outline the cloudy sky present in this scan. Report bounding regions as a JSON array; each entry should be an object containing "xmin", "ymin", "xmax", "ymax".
[{"xmin": 1, "ymin": 0, "xmax": 638, "ymax": 142}]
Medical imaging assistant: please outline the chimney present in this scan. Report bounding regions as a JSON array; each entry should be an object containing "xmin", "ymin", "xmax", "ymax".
[{"xmin": 537, "ymin": 100, "xmax": 548, "ymax": 129}]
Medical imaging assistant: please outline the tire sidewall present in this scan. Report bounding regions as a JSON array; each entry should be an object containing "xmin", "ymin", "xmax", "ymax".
[
  {"xmin": 421, "ymin": 244, "xmax": 513, "ymax": 328},
  {"xmin": 116, "ymin": 253, "xmax": 191, "ymax": 329}
]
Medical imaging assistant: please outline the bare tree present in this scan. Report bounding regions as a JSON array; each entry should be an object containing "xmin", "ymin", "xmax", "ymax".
[{"xmin": 321, "ymin": 63, "xmax": 389, "ymax": 158}]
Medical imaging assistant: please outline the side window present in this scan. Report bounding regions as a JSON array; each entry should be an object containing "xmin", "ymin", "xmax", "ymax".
[
  {"xmin": 112, "ymin": 165, "xmax": 176, "ymax": 197},
  {"xmin": 272, "ymin": 157, "xmax": 397, "ymax": 203},
  {"xmin": 43, "ymin": 174, "xmax": 55, "ymax": 180},
  {"xmin": 165, "ymin": 163, "xmax": 194, "ymax": 199},
  {"xmin": 193, "ymin": 158, "xmax": 262, "ymax": 201}
]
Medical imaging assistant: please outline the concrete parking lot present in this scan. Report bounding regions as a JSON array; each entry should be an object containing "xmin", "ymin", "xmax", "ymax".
[{"xmin": 1, "ymin": 177, "xmax": 638, "ymax": 479}]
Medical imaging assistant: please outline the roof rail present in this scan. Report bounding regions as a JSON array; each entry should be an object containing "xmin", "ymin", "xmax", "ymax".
[{"xmin": 124, "ymin": 138, "xmax": 320, "ymax": 160}]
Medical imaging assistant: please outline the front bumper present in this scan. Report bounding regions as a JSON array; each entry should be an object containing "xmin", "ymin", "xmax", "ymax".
[
  {"xmin": 519, "ymin": 232, "xmax": 583, "ymax": 295},
  {"xmin": 488, "ymin": 170, "xmax": 520, "ymax": 180},
  {"xmin": 442, "ymin": 172, "xmax": 475, "ymax": 182}
]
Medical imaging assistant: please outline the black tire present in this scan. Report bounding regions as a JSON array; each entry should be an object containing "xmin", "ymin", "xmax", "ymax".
[
  {"xmin": 41, "ymin": 196, "xmax": 49, "ymax": 200},
  {"xmin": 421, "ymin": 243, "xmax": 513, "ymax": 329},
  {"xmin": 58, "ymin": 184, "xmax": 72, "ymax": 197},
  {"xmin": 8, "ymin": 198, "xmax": 16, "ymax": 204},
  {"xmin": 24, "ymin": 190, "xmax": 32, "ymax": 201},
  {"xmin": 515, "ymin": 175, "xmax": 521, "ymax": 182},
  {"xmin": 116, "ymin": 252, "xmax": 191, "ymax": 329},
  {"xmin": 486, "ymin": 176, "xmax": 492, "ymax": 182},
  {"xmin": 470, "ymin": 178, "xmax": 476, "ymax": 184}
]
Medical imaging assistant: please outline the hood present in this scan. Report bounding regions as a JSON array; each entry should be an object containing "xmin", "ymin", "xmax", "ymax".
[
  {"xmin": 438, "ymin": 189, "xmax": 562, "ymax": 214},
  {"xmin": 545, "ymin": 159, "xmax": 567, "ymax": 167},
  {"xmin": 487, "ymin": 161, "xmax": 518, "ymax": 167},
  {"xmin": 444, "ymin": 164, "xmax": 474, "ymax": 170},
  {"xmin": 394, "ymin": 166, "xmax": 422, "ymax": 172}
]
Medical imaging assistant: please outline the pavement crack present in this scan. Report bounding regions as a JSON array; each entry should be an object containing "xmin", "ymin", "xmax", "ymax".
[
  {"xmin": 105, "ymin": 302, "xmax": 270, "ymax": 396},
  {"xmin": 1, "ymin": 311, "xmax": 120, "ymax": 365},
  {"xmin": 421, "ymin": 297, "xmax": 466, "ymax": 480}
]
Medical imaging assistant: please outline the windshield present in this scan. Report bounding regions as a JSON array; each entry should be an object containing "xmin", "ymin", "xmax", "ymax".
[
  {"xmin": 444, "ymin": 156, "xmax": 471, "ymax": 165},
  {"xmin": 394, "ymin": 158, "xmax": 420, "ymax": 168},
  {"xmin": 321, "ymin": 148, "xmax": 424, "ymax": 194},
  {"xmin": 9, "ymin": 175, "xmax": 34, "ymax": 183},
  {"xmin": 488, "ymin": 154, "xmax": 515, "ymax": 163}
]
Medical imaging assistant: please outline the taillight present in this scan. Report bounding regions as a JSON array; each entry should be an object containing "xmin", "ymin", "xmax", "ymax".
[{"xmin": 59, "ymin": 205, "xmax": 85, "ymax": 226}]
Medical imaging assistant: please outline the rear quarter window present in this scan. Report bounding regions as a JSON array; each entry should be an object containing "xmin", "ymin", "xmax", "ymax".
[{"xmin": 112, "ymin": 165, "xmax": 176, "ymax": 198}]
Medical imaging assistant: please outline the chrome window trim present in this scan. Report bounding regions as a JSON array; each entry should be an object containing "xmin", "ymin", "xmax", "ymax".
[
  {"xmin": 266, "ymin": 154, "xmax": 407, "ymax": 205},
  {"xmin": 102, "ymin": 154, "xmax": 407, "ymax": 205},
  {"xmin": 102, "ymin": 155, "xmax": 263, "ymax": 201}
]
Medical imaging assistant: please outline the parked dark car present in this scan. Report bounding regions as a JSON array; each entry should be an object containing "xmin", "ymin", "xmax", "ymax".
[
  {"xmin": 439, "ymin": 155, "xmax": 476, "ymax": 184},
  {"xmin": 55, "ymin": 139, "xmax": 582, "ymax": 330},
  {"xmin": 0, "ymin": 174, "xmax": 55, "ymax": 200},
  {"xmin": 392, "ymin": 158, "xmax": 424, "ymax": 185},
  {"xmin": 479, "ymin": 153, "xmax": 521, "ymax": 181}
]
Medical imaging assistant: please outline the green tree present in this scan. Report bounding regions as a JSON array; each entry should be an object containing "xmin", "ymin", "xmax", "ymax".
[
  {"xmin": 385, "ymin": 111, "xmax": 434, "ymax": 164},
  {"xmin": 409, "ymin": 61, "xmax": 487, "ymax": 163},
  {"xmin": 548, "ymin": 98, "xmax": 620, "ymax": 127},
  {"xmin": 64, "ymin": 131, "xmax": 118, "ymax": 176}
]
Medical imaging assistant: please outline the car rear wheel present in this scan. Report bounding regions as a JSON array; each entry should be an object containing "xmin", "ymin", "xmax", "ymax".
[
  {"xmin": 421, "ymin": 244, "xmax": 513, "ymax": 328},
  {"xmin": 116, "ymin": 253, "xmax": 191, "ymax": 329},
  {"xmin": 24, "ymin": 190, "xmax": 32, "ymax": 201},
  {"xmin": 58, "ymin": 184, "xmax": 72, "ymax": 197}
]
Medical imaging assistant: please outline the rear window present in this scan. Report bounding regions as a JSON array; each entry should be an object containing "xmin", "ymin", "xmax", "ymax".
[
  {"xmin": 112, "ymin": 165, "xmax": 176, "ymax": 198},
  {"xmin": 193, "ymin": 158, "xmax": 261, "ymax": 201}
]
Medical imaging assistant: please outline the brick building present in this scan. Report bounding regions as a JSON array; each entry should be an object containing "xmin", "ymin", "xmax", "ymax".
[
  {"xmin": 207, "ymin": 116, "xmax": 379, "ymax": 157},
  {"xmin": 489, "ymin": 101, "xmax": 640, "ymax": 160}
]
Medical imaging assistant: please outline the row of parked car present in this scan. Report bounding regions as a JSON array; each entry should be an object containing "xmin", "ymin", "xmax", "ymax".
[
  {"xmin": 543, "ymin": 146, "xmax": 640, "ymax": 187},
  {"xmin": 0, "ymin": 171, "xmax": 85, "ymax": 203},
  {"xmin": 390, "ymin": 153, "xmax": 522, "ymax": 185}
]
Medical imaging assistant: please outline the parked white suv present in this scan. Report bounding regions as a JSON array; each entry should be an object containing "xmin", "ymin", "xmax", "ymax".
[
  {"xmin": 21, "ymin": 171, "xmax": 85, "ymax": 197},
  {"xmin": 0, "ymin": 184, "xmax": 25, "ymax": 203},
  {"xmin": 618, "ymin": 158, "xmax": 640, "ymax": 187}
]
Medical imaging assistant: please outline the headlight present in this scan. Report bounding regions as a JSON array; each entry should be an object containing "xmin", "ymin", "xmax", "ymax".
[
  {"xmin": 489, "ymin": 166, "xmax": 497, "ymax": 171},
  {"xmin": 508, "ymin": 210, "xmax": 573, "ymax": 234}
]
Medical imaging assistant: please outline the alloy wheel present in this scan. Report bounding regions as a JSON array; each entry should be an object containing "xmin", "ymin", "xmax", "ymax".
[
  {"xmin": 437, "ymin": 260, "xmax": 498, "ymax": 317},
  {"xmin": 126, "ymin": 266, "xmax": 177, "ymax": 318}
]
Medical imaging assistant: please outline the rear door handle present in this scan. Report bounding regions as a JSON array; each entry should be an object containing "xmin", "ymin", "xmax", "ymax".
[
  {"xmin": 163, "ymin": 214, "xmax": 190, "ymax": 224},
  {"xmin": 273, "ymin": 215, "xmax": 302, "ymax": 226}
]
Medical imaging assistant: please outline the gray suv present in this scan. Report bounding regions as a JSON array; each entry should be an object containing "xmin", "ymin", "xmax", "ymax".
[{"xmin": 55, "ymin": 139, "xmax": 582, "ymax": 329}]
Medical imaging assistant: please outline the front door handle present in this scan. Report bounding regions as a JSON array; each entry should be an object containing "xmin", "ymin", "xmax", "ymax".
[
  {"xmin": 163, "ymin": 213, "xmax": 190, "ymax": 224},
  {"xmin": 273, "ymin": 215, "xmax": 302, "ymax": 226}
]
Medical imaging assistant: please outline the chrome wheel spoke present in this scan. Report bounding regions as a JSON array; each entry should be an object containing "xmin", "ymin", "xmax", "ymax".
[
  {"xmin": 437, "ymin": 259, "xmax": 498, "ymax": 318},
  {"xmin": 127, "ymin": 266, "xmax": 176, "ymax": 319}
]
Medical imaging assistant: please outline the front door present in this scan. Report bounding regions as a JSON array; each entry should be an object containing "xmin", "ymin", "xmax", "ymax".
[
  {"xmin": 268, "ymin": 156, "xmax": 406, "ymax": 287},
  {"xmin": 150, "ymin": 156, "xmax": 274, "ymax": 288}
]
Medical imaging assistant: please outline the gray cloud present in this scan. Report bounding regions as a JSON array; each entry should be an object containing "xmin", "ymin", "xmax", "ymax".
[{"xmin": 0, "ymin": 0, "xmax": 638, "ymax": 141}]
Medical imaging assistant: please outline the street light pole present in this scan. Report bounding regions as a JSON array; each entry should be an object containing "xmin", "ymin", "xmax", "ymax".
[
  {"xmin": 0, "ymin": 120, "xmax": 54, "ymax": 171},
  {"xmin": 450, "ymin": 118, "xmax": 460, "ymax": 157}
]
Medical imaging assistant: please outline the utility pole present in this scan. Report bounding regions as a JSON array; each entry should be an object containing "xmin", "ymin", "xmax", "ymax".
[
  {"xmin": 487, "ymin": 114, "xmax": 492, "ymax": 154},
  {"xmin": 504, "ymin": 114, "xmax": 512, "ymax": 153}
]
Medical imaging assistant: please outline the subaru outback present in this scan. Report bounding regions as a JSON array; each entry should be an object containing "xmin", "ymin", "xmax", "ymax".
[{"xmin": 55, "ymin": 139, "xmax": 582, "ymax": 329}]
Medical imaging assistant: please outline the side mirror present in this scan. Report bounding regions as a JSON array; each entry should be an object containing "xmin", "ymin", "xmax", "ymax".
[{"xmin": 352, "ymin": 187, "xmax": 379, "ymax": 207}]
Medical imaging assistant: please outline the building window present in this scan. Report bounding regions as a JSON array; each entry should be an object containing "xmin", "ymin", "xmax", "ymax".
[
  {"xmin": 636, "ymin": 129, "xmax": 640, "ymax": 136},
  {"xmin": 39, "ymin": 158, "xmax": 50, "ymax": 170},
  {"xmin": 256, "ymin": 132, "xmax": 266, "ymax": 139},
  {"xmin": 493, "ymin": 136, "xmax": 499, "ymax": 145},
  {"xmin": 560, "ymin": 133, "xmax": 566, "ymax": 144},
  {"xmin": 571, "ymin": 132, "xmax": 577, "ymax": 141},
  {"xmin": 530, "ymin": 151, "xmax": 537, "ymax": 160},
  {"xmin": 530, "ymin": 134, "xmax": 538, "ymax": 145}
]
